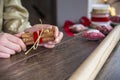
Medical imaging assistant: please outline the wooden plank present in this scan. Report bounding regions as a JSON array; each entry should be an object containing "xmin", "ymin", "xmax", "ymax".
[{"xmin": 0, "ymin": 35, "xmax": 99, "ymax": 80}]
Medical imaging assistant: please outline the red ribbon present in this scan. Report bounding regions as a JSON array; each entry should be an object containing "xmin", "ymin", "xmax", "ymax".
[
  {"xmin": 33, "ymin": 30, "xmax": 43, "ymax": 43},
  {"xmin": 63, "ymin": 20, "xmax": 74, "ymax": 36},
  {"xmin": 91, "ymin": 17, "xmax": 109, "ymax": 22},
  {"xmin": 110, "ymin": 16, "xmax": 120, "ymax": 23},
  {"xmin": 80, "ymin": 16, "xmax": 91, "ymax": 26}
]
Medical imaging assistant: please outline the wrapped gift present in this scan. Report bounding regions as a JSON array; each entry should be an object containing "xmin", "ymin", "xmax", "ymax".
[
  {"xmin": 81, "ymin": 29, "xmax": 105, "ymax": 40},
  {"xmin": 21, "ymin": 28, "xmax": 55, "ymax": 46},
  {"xmin": 110, "ymin": 15, "xmax": 120, "ymax": 23},
  {"xmin": 90, "ymin": 23, "xmax": 113, "ymax": 35}
]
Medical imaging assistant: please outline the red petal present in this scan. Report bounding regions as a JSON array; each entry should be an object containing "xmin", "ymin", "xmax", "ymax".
[{"xmin": 63, "ymin": 20, "xmax": 74, "ymax": 36}]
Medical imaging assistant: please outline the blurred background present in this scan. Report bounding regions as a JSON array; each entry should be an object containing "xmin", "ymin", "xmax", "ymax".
[{"xmin": 21, "ymin": 0, "xmax": 119, "ymax": 27}]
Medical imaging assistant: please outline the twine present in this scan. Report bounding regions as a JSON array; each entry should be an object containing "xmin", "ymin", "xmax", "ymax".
[
  {"xmin": 25, "ymin": 29, "xmax": 43, "ymax": 55},
  {"xmin": 25, "ymin": 19, "xmax": 43, "ymax": 55}
]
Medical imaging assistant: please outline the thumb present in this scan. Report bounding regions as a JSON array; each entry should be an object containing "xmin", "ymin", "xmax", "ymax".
[{"xmin": 14, "ymin": 32, "xmax": 24, "ymax": 38}]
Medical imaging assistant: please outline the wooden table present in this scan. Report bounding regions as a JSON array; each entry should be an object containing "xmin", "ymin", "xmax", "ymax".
[{"xmin": 0, "ymin": 33, "xmax": 119, "ymax": 80}]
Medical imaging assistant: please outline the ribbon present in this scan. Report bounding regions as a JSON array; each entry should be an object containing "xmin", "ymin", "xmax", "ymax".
[
  {"xmin": 63, "ymin": 20, "xmax": 74, "ymax": 36},
  {"xmin": 80, "ymin": 16, "xmax": 91, "ymax": 26},
  {"xmin": 24, "ymin": 19, "xmax": 44, "ymax": 55},
  {"xmin": 33, "ymin": 30, "xmax": 43, "ymax": 43},
  {"xmin": 25, "ymin": 29, "xmax": 43, "ymax": 55},
  {"xmin": 91, "ymin": 17, "xmax": 109, "ymax": 22}
]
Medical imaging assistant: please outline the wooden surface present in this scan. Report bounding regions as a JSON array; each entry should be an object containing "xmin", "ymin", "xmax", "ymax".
[
  {"xmin": 0, "ymin": 34, "xmax": 100, "ymax": 80},
  {"xmin": 0, "ymin": 32, "xmax": 120, "ymax": 80}
]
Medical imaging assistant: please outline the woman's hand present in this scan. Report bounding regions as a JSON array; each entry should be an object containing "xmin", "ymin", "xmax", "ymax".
[
  {"xmin": 25, "ymin": 24, "xmax": 63, "ymax": 48},
  {"xmin": 0, "ymin": 33, "xmax": 26, "ymax": 58}
]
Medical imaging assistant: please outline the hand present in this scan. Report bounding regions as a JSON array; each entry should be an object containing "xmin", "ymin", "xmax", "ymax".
[
  {"xmin": 25, "ymin": 24, "xmax": 63, "ymax": 48},
  {"xmin": 0, "ymin": 33, "xmax": 26, "ymax": 58}
]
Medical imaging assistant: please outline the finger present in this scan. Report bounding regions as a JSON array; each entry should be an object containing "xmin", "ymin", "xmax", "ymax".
[
  {"xmin": 47, "ymin": 41, "xmax": 56, "ymax": 45},
  {"xmin": 38, "ymin": 42, "xmax": 55, "ymax": 47},
  {"xmin": 25, "ymin": 24, "xmax": 54, "ymax": 33},
  {"xmin": 0, "ymin": 45, "xmax": 15, "ymax": 55},
  {"xmin": 33, "ymin": 24, "xmax": 53, "ymax": 29},
  {"xmin": 43, "ymin": 44, "xmax": 55, "ymax": 48},
  {"xmin": 54, "ymin": 32, "xmax": 63, "ymax": 44},
  {"xmin": 0, "ymin": 52, "xmax": 10, "ymax": 58},
  {"xmin": 24, "ymin": 27, "xmax": 41, "ymax": 32},
  {"xmin": 25, "ymin": 24, "xmax": 48, "ymax": 32},
  {"xmin": 14, "ymin": 32, "xmax": 25, "ymax": 38},
  {"xmin": 2, "ymin": 40, "xmax": 22, "ymax": 52},
  {"xmin": 6, "ymin": 34, "xmax": 26, "ymax": 51},
  {"xmin": 52, "ymin": 26, "xmax": 59, "ymax": 37},
  {"xmin": 46, "ymin": 25, "xmax": 53, "ymax": 29}
]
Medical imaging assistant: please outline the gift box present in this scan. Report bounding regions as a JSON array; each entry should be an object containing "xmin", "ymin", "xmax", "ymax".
[{"xmin": 21, "ymin": 28, "xmax": 55, "ymax": 46}]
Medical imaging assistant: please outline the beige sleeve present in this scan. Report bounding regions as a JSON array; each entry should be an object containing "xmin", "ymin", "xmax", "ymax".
[{"xmin": 3, "ymin": 0, "xmax": 32, "ymax": 34}]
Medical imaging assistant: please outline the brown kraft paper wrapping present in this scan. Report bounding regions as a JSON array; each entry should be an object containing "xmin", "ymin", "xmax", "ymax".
[
  {"xmin": 21, "ymin": 28, "xmax": 55, "ymax": 45},
  {"xmin": 69, "ymin": 25, "xmax": 120, "ymax": 80}
]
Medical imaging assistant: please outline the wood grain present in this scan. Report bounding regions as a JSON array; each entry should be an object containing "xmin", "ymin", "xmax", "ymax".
[{"xmin": 0, "ymin": 35, "xmax": 100, "ymax": 80}]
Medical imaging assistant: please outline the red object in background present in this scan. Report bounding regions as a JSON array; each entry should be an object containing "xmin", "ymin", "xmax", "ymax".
[
  {"xmin": 110, "ymin": 15, "xmax": 120, "ymax": 23},
  {"xmin": 96, "ymin": 25, "xmax": 113, "ymax": 35},
  {"xmin": 91, "ymin": 17, "xmax": 110, "ymax": 22},
  {"xmin": 63, "ymin": 20, "xmax": 74, "ymax": 36},
  {"xmin": 81, "ymin": 29, "xmax": 105, "ymax": 40},
  {"xmin": 80, "ymin": 16, "xmax": 91, "ymax": 26},
  {"xmin": 33, "ymin": 30, "xmax": 43, "ymax": 43}
]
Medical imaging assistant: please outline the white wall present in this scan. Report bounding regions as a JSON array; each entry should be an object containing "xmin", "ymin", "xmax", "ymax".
[
  {"xmin": 56, "ymin": 0, "xmax": 88, "ymax": 26},
  {"xmin": 56, "ymin": 0, "xmax": 102, "ymax": 26}
]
